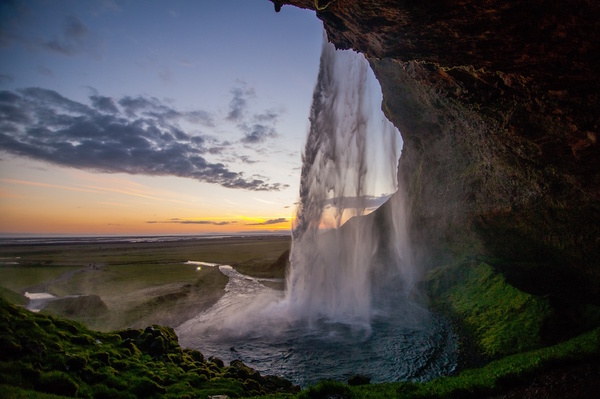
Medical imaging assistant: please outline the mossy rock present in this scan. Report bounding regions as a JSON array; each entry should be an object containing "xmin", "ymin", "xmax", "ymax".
[
  {"xmin": 184, "ymin": 348, "xmax": 205, "ymax": 363},
  {"xmin": 66, "ymin": 353, "xmax": 88, "ymax": 371},
  {"xmin": 37, "ymin": 370, "xmax": 79, "ymax": 397},
  {"xmin": 90, "ymin": 351, "xmax": 111, "ymax": 366},
  {"xmin": 130, "ymin": 376, "xmax": 166, "ymax": 397},
  {"xmin": 208, "ymin": 356, "xmax": 224, "ymax": 369},
  {"xmin": 225, "ymin": 359, "xmax": 261, "ymax": 381},
  {"xmin": 116, "ymin": 328, "xmax": 143, "ymax": 340}
]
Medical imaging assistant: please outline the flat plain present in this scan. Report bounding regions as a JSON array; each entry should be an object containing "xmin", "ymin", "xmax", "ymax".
[{"xmin": 0, "ymin": 235, "xmax": 290, "ymax": 331}]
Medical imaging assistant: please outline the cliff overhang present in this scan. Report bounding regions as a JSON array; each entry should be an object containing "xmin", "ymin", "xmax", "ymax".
[{"xmin": 272, "ymin": 0, "xmax": 600, "ymax": 302}]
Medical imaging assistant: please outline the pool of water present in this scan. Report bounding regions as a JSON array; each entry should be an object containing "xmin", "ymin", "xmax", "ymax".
[{"xmin": 176, "ymin": 265, "xmax": 457, "ymax": 386}]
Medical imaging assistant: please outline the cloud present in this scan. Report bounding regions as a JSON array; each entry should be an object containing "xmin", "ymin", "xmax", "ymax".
[
  {"xmin": 245, "ymin": 218, "xmax": 288, "ymax": 226},
  {"xmin": 90, "ymin": 95, "xmax": 119, "ymax": 114},
  {"xmin": 226, "ymin": 85, "xmax": 255, "ymax": 122},
  {"xmin": 159, "ymin": 67, "xmax": 172, "ymax": 84},
  {"xmin": 240, "ymin": 123, "xmax": 278, "ymax": 144},
  {"xmin": 43, "ymin": 16, "xmax": 92, "ymax": 56},
  {"xmin": 147, "ymin": 218, "xmax": 234, "ymax": 226},
  {"xmin": 224, "ymin": 84, "xmax": 282, "ymax": 146},
  {"xmin": 0, "ymin": 87, "xmax": 285, "ymax": 191}
]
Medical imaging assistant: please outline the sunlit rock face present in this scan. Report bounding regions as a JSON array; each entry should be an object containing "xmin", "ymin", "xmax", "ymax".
[{"xmin": 272, "ymin": 0, "xmax": 600, "ymax": 302}]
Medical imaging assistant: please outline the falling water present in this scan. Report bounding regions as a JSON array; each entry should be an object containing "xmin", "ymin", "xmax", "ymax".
[
  {"xmin": 176, "ymin": 36, "xmax": 457, "ymax": 385},
  {"xmin": 285, "ymin": 37, "xmax": 415, "ymax": 327}
]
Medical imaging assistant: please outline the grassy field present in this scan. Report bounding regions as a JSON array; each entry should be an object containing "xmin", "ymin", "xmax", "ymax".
[{"xmin": 0, "ymin": 236, "xmax": 290, "ymax": 331}]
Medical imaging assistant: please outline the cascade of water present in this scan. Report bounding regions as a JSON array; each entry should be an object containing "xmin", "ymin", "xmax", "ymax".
[{"xmin": 285, "ymin": 35, "xmax": 415, "ymax": 327}]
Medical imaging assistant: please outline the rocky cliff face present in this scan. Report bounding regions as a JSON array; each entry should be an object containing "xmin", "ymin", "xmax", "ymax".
[{"xmin": 272, "ymin": 0, "xmax": 600, "ymax": 302}]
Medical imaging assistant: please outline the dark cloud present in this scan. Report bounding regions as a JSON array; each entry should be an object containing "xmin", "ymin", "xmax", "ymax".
[
  {"xmin": 240, "ymin": 123, "xmax": 278, "ymax": 144},
  {"xmin": 245, "ymin": 218, "xmax": 287, "ymax": 226},
  {"xmin": 90, "ymin": 95, "xmax": 119, "ymax": 114},
  {"xmin": 239, "ymin": 155, "xmax": 257, "ymax": 164},
  {"xmin": 147, "ymin": 218, "xmax": 234, "ymax": 226},
  {"xmin": 0, "ymin": 87, "xmax": 284, "ymax": 191},
  {"xmin": 254, "ymin": 110, "xmax": 279, "ymax": 123},
  {"xmin": 226, "ymin": 85, "xmax": 255, "ymax": 122}
]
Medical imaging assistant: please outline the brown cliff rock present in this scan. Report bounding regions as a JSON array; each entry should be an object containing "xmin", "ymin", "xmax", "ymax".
[{"xmin": 272, "ymin": 0, "xmax": 600, "ymax": 302}]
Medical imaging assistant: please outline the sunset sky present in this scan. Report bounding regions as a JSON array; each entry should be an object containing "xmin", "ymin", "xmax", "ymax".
[{"xmin": 0, "ymin": 0, "xmax": 396, "ymax": 236}]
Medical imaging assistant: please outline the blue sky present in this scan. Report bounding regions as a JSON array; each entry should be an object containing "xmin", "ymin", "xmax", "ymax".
[{"xmin": 0, "ymin": 0, "xmax": 396, "ymax": 235}]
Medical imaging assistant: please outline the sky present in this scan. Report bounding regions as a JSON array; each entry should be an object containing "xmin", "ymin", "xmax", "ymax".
[{"xmin": 0, "ymin": 0, "xmax": 397, "ymax": 236}]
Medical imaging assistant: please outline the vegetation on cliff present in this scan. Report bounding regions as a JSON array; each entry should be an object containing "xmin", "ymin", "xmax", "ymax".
[{"xmin": 0, "ymin": 298, "xmax": 298, "ymax": 398}]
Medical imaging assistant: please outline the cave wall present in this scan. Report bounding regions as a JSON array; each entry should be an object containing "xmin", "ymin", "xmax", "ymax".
[{"xmin": 271, "ymin": 0, "xmax": 600, "ymax": 302}]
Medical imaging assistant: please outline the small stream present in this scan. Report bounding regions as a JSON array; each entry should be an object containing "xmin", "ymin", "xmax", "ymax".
[{"xmin": 176, "ymin": 265, "xmax": 457, "ymax": 386}]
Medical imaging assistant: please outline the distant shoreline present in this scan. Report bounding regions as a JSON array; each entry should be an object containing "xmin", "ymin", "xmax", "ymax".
[{"xmin": 0, "ymin": 233, "xmax": 291, "ymax": 246}]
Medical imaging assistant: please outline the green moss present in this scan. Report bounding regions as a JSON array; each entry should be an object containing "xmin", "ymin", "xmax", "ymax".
[
  {"xmin": 429, "ymin": 261, "xmax": 552, "ymax": 357},
  {"xmin": 350, "ymin": 326, "xmax": 600, "ymax": 398},
  {"xmin": 0, "ymin": 298, "xmax": 298, "ymax": 399}
]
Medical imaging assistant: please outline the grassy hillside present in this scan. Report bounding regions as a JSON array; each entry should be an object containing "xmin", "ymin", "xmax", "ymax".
[{"xmin": 0, "ymin": 298, "xmax": 298, "ymax": 398}]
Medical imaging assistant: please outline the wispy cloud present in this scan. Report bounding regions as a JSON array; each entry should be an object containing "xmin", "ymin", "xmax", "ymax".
[
  {"xmin": 43, "ymin": 16, "xmax": 91, "ymax": 56},
  {"xmin": 226, "ymin": 84, "xmax": 282, "ymax": 146},
  {"xmin": 240, "ymin": 122, "xmax": 278, "ymax": 144},
  {"xmin": 147, "ymin": 218, "xmax": 235, "ymax": 226},
  {"xmin": 0, "ymin": 88, "xmax": 285, "ymax": 191},
  {"xmin": 245, "ymin": 217, "xmax": 288, "ymax": 226}
]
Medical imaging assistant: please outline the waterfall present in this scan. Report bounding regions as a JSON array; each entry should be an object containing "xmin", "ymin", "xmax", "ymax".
[{"xmin": 285, "ymin": 35, "xmax": 415, "ymax": 327}]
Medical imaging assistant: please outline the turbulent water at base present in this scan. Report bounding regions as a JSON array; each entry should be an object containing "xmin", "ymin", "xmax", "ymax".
[
  {"xmin": 177, "ymin": 265, "xmax": 457, "ymax": 386},
  {"xmin": 176, "ymin": 36, "xmax": 457, "ymax": 386}
]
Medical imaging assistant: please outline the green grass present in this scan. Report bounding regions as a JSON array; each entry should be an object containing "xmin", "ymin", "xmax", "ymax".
[
  {"xmin": 0, "ymin": 285, "xmax": 28, "ymax": 306},
  {"xmin": 0, "ymin": 265, "xmax": 81, "ymax": 293},
  {"xmin": 0, "ymin": 236, "xmax": 289, "ymax": 331}
]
